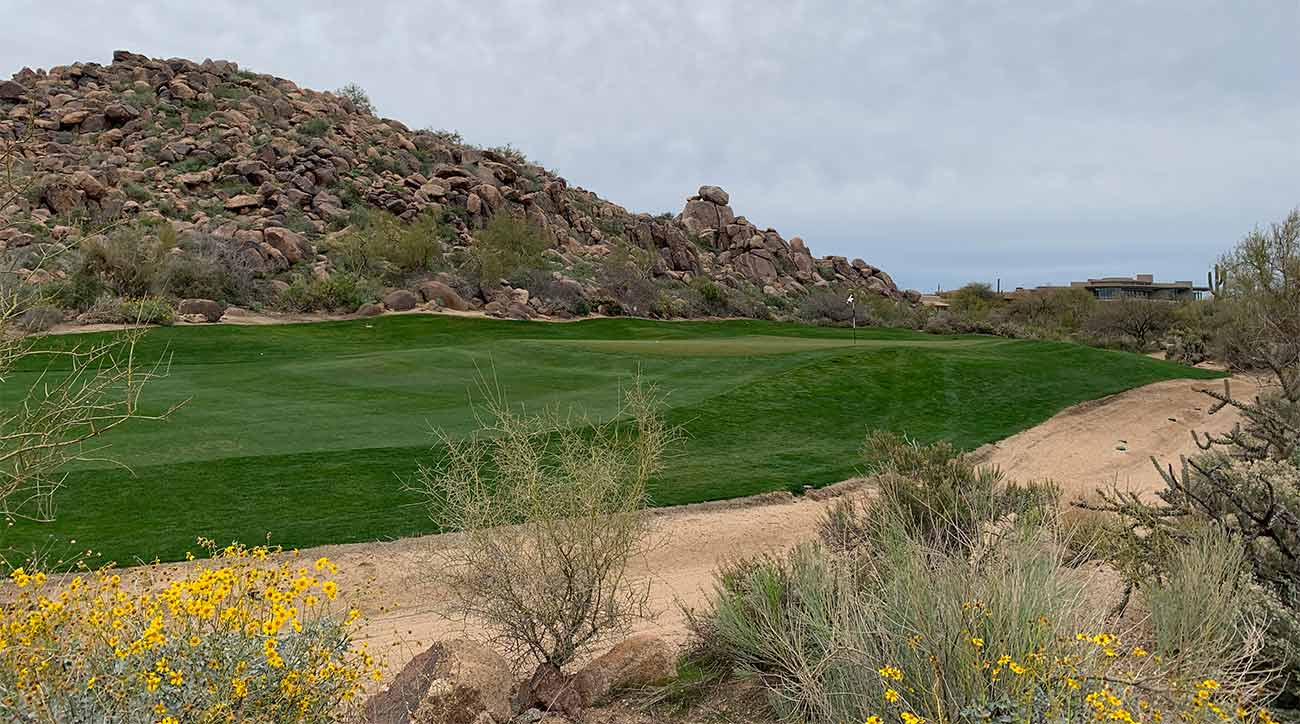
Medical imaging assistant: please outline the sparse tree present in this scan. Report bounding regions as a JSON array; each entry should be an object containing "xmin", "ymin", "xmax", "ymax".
[
  {"xmin": 335, "ymin": 83, "xmax": 374, "ymax": 115},
  {"xmin": 1081, "ymin": 297, "xmax": 1176, "ymax": 351},
  {"xmin": 414, "ymin": 378, "xmax": 675, "ymax": 670},
  {"xmin": 1216, "ymin": 208, "xmax": 1300, "ymax": 399}
]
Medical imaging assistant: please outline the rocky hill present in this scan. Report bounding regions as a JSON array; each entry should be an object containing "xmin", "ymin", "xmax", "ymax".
[{"xmin": 0, "ymin": 51, "xmax": 910, "ymax": 324}]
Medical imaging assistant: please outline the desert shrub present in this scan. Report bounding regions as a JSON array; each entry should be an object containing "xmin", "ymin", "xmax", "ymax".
[
  {"xmin": 17, "ymin": 304, "xmax": 63, "ymax": 332},
  {"xmin": 297, "ymin": 117, "xmax": 331, "ymax": 138},
  {"xmin": 327, "ymin": 211, "xmax": 447, "ymax": 280},
  {"xmin": 797, "ymin": 289, "xmax": 855, "ymax": 324},
  {"xmin": 335, "ymin": 82, "xmax": 374, "ymax": 115},
  {"xmin": 0, "ymin": 544, "xmax": 379, "ymax": 722},
  {"xmin": 690, "ymin": 511, "xmax": 1270, "ymax": 724},
  {"xmin": 947, "ymin": 282, "xmax": 1002, "ymax": 317},
  {"xmin": 1215, "ymin": 208, "xmax": 1300, "ymax": 386},
  {"xmin": 77, "ymin": 224, "xmax": 176, "ymax": 298},
  {"xmin": 472, "ymin": 211, "xmax": 548, "ymax": 283},
  {"xmin": 1003, "ymin": 287, "xmax": 1097, "ymax": 336},
  {"xmin": 42, "ymin": 272, "xmax": 106, "ymax": 312},
  {"xmin": 0, "ymin": 130, "xmax": 176, "ymax": 553},
  {"xmin": 518, "ymin": 269, "xmax": 584, "ymax": 313},
  {"xmin": 830, "ymin": 431, "xmax": 1057, "ymax": 554},
  {"xmin": 596, "ymin": 247, "xmax": 659, "ymax": 317},
  {"xmin": 414, "ymin": 379, "xmax": 675, "ymax": 669},
  {"xmin": 119, "ymin": 296, "xmax": 175, "ymax": 325},
  {"xmin": 276, "ymin": 273, "xmax": 376, "ymax": 313},
  {"xmin": 1144, "ymin": 528, "xmax": 1265, "ymax": 682},
  {"xmin": 1080, "ymin": 297, "xmax": 1177, "ymax": 351},
  {"xmin": 485, "ymin": 143, "xmax": 527, "ymax": 165},
  {"xmin": 157, "ymin": 233, "xmax": 259, "ymax": 305}
]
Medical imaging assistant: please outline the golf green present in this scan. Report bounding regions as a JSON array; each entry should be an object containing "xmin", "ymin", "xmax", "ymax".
[{"xmin": 0, "ymin": 314, "xmax": 1219, "ymax": 566}]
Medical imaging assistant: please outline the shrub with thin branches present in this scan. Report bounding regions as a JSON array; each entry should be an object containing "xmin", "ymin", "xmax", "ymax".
[{"xmin": 414, "ymin": 378, "xmax": 675, "ymax": 669}]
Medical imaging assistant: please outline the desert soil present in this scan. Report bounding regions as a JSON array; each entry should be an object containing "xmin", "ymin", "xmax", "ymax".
[{"xmin": 315, "ymin": 372, "xmax": 1257, "ymax": 675}]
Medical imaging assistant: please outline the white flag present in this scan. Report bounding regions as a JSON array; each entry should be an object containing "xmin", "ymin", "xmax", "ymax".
[{"xmin": 846, "ymin": 295, "xmax": 855, "ymax": 304}]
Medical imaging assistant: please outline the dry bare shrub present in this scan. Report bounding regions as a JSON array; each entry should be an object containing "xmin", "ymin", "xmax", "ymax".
[{"xmin": 414, "ymin": 378, "xmax": 675, "ymax": 668}]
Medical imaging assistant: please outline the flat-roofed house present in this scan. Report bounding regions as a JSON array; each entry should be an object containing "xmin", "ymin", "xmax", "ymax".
[{"xmin": 1009, "ymin": 274, "xmax": 1209, "ymax": 302}]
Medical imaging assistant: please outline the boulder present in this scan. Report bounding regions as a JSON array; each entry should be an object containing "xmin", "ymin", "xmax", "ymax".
[
  {"xmin": 357, "ymin": 302, "xmax": 384, "ymax": 317},
  {"xmin": 417, "ymin": 280, "xmax": 468, "ymax": 311},
  {"xmin": 383, "ymin": 289, "xmax": 418, "ymax": 311},
  {"xmin": 71, "ymin": 171, "xmax": 107, "ymax": 200},
  {"xmin": 680, "ymin": 198, "xmax": 734, "ymax": 240},
  {"xmin": 104, "ymin": 102, "xmax": 140, "ymax": 124},
  {"xmin": 0, "ymin": 80, "xmax": 25, "ymax": 100},
  {"xmin": 177, "ymin": 298, "xmax": 224, "ymax": 323},
  {"xmin": 362, "ymin": 639, "xmax": 513, "ymax": 724},
  {"xmin": 262, "ymin": 227, "xmax": 311, "ymax": 264},
  {"xmin": 517, "ymin": 663, "xmax": 582, "ymax": 718},
  {"xmin": 43, "ymin": 182, "xmax": 84, "ymax": 215},
  {"xmin": 224, "ymin": 194, "xmax": 262, "ymax": 211},
  {"xmin": 697, "ymin": 185, "xmax": 729, "ymax": 206},
  {"xmin": 572, "ymin": 634, "xmax": 675, "ymax": 706}
]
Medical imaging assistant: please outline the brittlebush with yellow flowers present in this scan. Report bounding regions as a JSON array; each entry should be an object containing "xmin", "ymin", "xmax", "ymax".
[{"xmin": 0, "ymin": 541, "xmax": 381, "ymax": 723}]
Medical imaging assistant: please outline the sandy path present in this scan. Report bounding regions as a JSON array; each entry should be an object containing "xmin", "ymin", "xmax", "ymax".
[{"xmin": 978, "ymin": 373, "xmax": 1255, "ymax": 500}]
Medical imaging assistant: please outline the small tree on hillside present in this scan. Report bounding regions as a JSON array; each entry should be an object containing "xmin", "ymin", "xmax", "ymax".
[
  {"xmin": 335, "ymin": 83, "xmax": 374, "ymax": 115},
  {"xmin": 415, "ymin": 378, "xmax": 675, "ymax": 670}
]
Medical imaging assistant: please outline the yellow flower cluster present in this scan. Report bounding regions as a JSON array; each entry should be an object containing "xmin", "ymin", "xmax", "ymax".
[
  {"xmin": 857, "ymin": 627, "xmax": 1279, "ymax": 724},
  {"xmin": 0, "ymin": 542, "xmax": 381, "ymax": 722}
]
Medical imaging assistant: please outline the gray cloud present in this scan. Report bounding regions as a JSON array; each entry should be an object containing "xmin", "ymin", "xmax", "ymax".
[{"xmin": 4, "ymin": 0, "xmax": 1298, "ymax": 290}]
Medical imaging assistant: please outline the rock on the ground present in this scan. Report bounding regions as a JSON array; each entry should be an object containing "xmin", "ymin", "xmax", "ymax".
[
  {"xmin": 572, "ymin": 635, "xmax": 675, "ymax": 706},
  {"xmin": 417, "ymin": 280, "xmax": 468, "ymax": 310},
  {"xmin": 517, "ymin": 663, "xmax": 582, "ymax": 719},
  {"xmin": 363, "ymin": 639, "xmax": 513, "ymax": 724},
  {"xmin": 177, "ymin": 298, "xmax": 224, "ymax": 323},
  {"xmin": 357, "ymin": 302, "xmax": 384, "ymax": 317},
  {"xmin": 383, "ymin": 289, "xmax": 419, "ymax": 311}
]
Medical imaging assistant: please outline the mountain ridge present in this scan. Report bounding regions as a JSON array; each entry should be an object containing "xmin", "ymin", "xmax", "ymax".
[{"xmin": 0, "ymin": 50, "xmax": 912, "ymax": 323}]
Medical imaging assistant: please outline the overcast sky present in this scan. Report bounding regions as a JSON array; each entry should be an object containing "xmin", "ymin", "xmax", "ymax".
[{"xmin": 5, "ymin": 1, "xmax": 1298, "ymax": 291}]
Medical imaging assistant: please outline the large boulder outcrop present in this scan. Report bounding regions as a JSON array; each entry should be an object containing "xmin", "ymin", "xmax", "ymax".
[{"xmin": 0, "ymin": 52, "xmax": 905, "ymax": 322}]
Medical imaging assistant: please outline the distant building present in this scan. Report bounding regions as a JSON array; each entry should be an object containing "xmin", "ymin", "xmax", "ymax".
[{"xmin": 1011, "ymin": 274, "xmax": 1209, "ymax": 302}]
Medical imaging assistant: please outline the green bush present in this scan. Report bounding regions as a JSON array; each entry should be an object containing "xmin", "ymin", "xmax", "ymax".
[
  {"xmin": 335, "ymin": 83, "xmax": 373, "ymax": 115},
  {"xmin": 77, "ymin": 224, "xmax": 176, "ymax": 298},
  {"xmin": 157, "ymin": 233, "xmax": 260, "ymax": 305},
  {"xmin": 277, "ymin": 273, "xmax": 376, "ymax": 313},
  {"xmin": 327, "ymin": 211, "xmax": 447, "ymax": 280},
  {"xmin": 472, "ymin": 211, "xmax": 549, "ymax": 283},
  {"xmin": 298, "ymin": 117, "xmax": 331, "ymax": 138},
  {"xmin": 826, "ymin": 431, "xmax": 1057, "ymax": 554},
  {"xmin": 119, "ymin": 297, "xmax": 175, "ymax": 325}
]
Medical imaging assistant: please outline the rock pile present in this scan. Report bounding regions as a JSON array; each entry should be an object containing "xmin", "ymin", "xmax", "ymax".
[
  {"xmin": 0, "ymin": 50, "xmax": 908, "ymax": 319},
  {"xmin": 364, "ymin": 635, "xmax": 675, "ymax": 724}
]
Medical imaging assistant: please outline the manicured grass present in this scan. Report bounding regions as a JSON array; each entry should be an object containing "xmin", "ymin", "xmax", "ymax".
[{"xmin": 0, "ymin": 315, "xmax": 1219, "ymax": 566}]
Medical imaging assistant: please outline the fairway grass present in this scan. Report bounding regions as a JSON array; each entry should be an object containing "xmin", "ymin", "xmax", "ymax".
[{"xmin": 1, "ymin": 315, "xmax": 1220, "ymax": 566}]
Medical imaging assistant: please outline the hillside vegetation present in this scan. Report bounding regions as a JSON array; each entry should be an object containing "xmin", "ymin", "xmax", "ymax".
[{"xmin": 0, "ymin": 51, "xmax": 909, "ymax": 327}]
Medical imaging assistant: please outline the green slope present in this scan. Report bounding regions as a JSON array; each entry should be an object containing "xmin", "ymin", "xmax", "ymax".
[{"xmin": 0, "ymin": 315, "xmax": 1219, "ymax": 565}]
